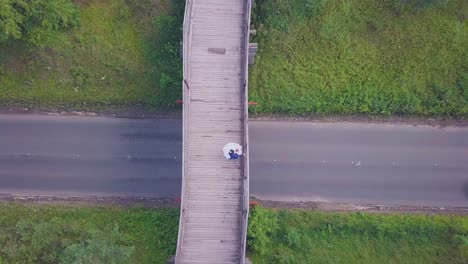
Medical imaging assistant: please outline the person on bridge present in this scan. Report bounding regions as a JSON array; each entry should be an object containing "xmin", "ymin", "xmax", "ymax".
[
  {"xmin": 229, "ymin": 149, "xmax": 241, "ymax": 159},
  {"xmin": 223, "ymin": 142, "xmax": 243, "ymax": 160}
]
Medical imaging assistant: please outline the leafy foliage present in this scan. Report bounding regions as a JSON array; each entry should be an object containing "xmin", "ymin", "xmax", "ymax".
[
  {"xmin": 1, "ymin": 219, "xmax": 134, "ymax": 264},
  {"xmin": 60, "ymin": 226, "xmax": 135, "ymax": 264},
  {"xmin": 0, "ymin": 204, "xmax": 179, "ymax": 264},
  {"xmin": 250, "ymin": 0, "xmax": 468, "ymax": 117},
  {"xmin": 247, "ymin": 206, "xmax": 279, "ymax": 254},
  {"xmin": 0, "ymin": 0, "xmax": 80, "ymax": 47},
  {"xmin": 144, "ymin": 0, "xmax": 184, "ymax": 108}
]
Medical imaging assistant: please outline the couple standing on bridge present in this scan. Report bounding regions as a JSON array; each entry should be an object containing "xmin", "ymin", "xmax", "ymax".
[{"xmin": 223, "ymin": 142, "xmax": 243, "ymax": 160}]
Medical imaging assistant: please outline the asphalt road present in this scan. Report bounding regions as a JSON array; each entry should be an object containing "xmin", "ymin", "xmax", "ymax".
[{"xmin": 1, "ymin": 114, "xmax": 467, "ymax": 207}]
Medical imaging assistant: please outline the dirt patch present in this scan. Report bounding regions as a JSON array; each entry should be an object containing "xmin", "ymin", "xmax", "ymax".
[
  {"xmin": 3, "ymin": 107, "xmax": 468, "ymax": 128},
  {"xmin": 72, "ymin": 0, "xmax": 94, "ymax": 7},
  {"xmin": 5, "ymin": 55, "xmax": 31, "ymax": 74},
  {"xmin": 0, "ymin": 106, "xmax": 181, "ymax": 119},
  {"xmin": 0, "ymin": 194, "xmax": 179, "ymax": 208},
  {"xmin": 1, "ymin": 44, "xmax": 33, "ymax": 74},
  {"xmin": 1, "ymin": 194, "xmax": 466, "ymax": 215},
  {"xmin": 125, "ymin": 0, "xmax": 172, "ymax": 35}
]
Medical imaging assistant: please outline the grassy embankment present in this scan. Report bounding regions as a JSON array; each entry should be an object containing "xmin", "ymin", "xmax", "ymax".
[
  {"xmin": 1, "ymin": 203, "xmax": 467, "ymax": 263},
  {"xmin": 2, "ymin": 0, "xmax": 466, "ymax": 118},
  {"xmin": 0, "ymin": 203, "xmax": 179, "ymax": 264},
  {"xmin": 248, "ymin": 206, "xmax": 468, "ymax": 263},
  {"xmin": 250, "ymin": 0, "xmax": 468, "ymax": 118},
  {"xmin": 0, "ymin": 0, "xmax": 183, "ymax": 111}
]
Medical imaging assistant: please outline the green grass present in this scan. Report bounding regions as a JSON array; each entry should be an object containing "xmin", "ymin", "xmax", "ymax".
[
  {"xmin": 0, "ymin": 203, "xmax": 179, "ymax": 264},
  {"xmin": 250, "ymin": 0, "xmax": 468, "ymax": 117},
  {"xmin": 248, "ymin": 206, "xmax": 468, "ymax": 263},
  {"xmin": 0, "ymin": 0, "xmax": 184, "ymax": 111},
  {"xmin": 1, "ymin": 203, "xmax": 467, "ymax": 263},
  {"xmin": 2, "ymin": 0, "xmax": 466, "ymax": 117}
]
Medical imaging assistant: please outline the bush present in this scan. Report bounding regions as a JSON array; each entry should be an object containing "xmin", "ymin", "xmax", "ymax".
[
  {"xmin": 144, "ymin": 0, "xmax": 184, "ymax": 108},
  {"xmin": 0, "ymin": 218, "xmax": 134, "ymax": 264},
  {"xmin": 247, "ymin": 206, "xmax": 279, "ymax": 254},
  {"xmin": 60, "ymin": 226, "xmax": 134, "ymax": 264},
  {"xmin": 0, "ymin": 0, "xmax": 80, "ymax": 47},
  {"xmin": 0, "ymin": 204, "xmax": 180, "ymax": 263}
]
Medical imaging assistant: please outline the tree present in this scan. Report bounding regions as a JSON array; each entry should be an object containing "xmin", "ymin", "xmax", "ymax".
[{"xmin": 0, "ymin": 0, "xmax": 80, "ymax": 47}]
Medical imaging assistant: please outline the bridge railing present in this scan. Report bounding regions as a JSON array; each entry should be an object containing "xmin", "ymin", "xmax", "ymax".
[
  {"xmin": 175, "ymin": 0, "xmax": 193, "ymax": 261},
  {"xmin": 240, "ymin": 0, "xmax": 252, "ymax": 262}
]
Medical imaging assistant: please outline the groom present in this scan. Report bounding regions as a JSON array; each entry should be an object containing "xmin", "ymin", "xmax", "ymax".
[{"xmin": 229, "ymin": 149, "xmax": 241, "ymax": 159}]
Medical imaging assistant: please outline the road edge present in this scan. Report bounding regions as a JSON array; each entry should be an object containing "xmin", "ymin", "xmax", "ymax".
[
  {"xmin": 254, "ymin": 199, "xmax": 468, "ymax": 215},
  {"xmin": 0, "ymin": 107, "xmax": 181, "ymax": 119},
  {"xmin": 2, "ymin": 107, "xmax": 467, "ymax": 127},
  {"xmin": 1, "ymin": 194, "xmax": 466, "ymax": 215},
  {"xmin": 251, "ymin": 114, "xmax": 468, "ymax": 127}
]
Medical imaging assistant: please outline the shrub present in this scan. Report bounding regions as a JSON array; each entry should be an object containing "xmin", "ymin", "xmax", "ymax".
[
  {"xmin": 0, "ymin": 218, "xmax": 133, "ymax": 264},
  {"xmin": 144, "ymin": 0, "xmax": 184, "ymax": 108},
  {"xmin": 247, "ymin": 206, "xmax": 279, "ymax": 254},
  {"xmin": 0, "ymin": 0, "xmax": 80, "ymax": 47},
  {"xmin": 60, "ymin": 226, "xmax": 134, "ymax": 264}
]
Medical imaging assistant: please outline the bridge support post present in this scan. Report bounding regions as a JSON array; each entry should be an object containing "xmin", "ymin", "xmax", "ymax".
[{"xmin": 166, "ymin": 256, "xmax": 175, "ymax": 264}]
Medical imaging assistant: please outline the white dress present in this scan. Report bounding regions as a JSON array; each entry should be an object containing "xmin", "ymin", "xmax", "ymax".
[{"xmin": 223, "ymin": 143, "xmax": 243, "ymax": 160}]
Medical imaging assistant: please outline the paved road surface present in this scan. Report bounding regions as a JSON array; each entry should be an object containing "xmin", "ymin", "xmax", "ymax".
[{"xmin": 1, "ymin": 114, "xmax": 467, "ymax": 207}]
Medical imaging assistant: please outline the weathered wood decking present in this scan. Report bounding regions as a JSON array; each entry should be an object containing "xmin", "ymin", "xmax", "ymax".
[{"xmin": 175, "ymin": 0, "xmax": 251, "ymax": 263}]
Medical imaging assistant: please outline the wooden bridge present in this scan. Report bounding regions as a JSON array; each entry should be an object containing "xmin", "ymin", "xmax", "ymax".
[{"xmin": 175, "ymin": 0, "xmax": 253, "ymax": 263}]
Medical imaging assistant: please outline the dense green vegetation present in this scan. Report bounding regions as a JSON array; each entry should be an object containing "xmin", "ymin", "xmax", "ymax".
[
  {"xmin": 250, "ymin": 0, "xmax": 468, "ymax": 117},
  {"xmin": 0, "ymin": 0, "xmax": 80, "ymax": 47},
  {"xmin": 0, "ymin": 0, "xmax": 184, "ymax": 111},
  {"xmin": 1, "ymin": 0, "xmax": 467, "ymax": 117},
  {"xmin": 1, "ymin": 203, "xmax": 467, "ymax": 263},
  {"xmin": 248, "ymin": 206, "xmax": 468, "ymax": 263},
  {"xmin": 0, "ymin": 203, "xmax": 179, "ymax": 264}
]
